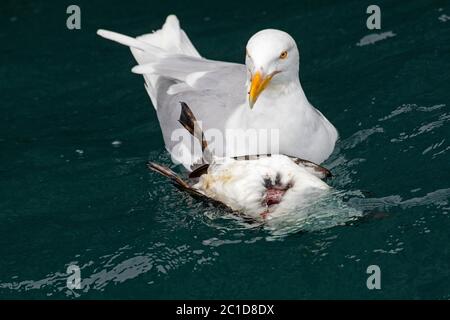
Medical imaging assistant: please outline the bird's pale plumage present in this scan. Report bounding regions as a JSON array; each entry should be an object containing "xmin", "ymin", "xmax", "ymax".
[
  {"xmin": 148, "ymin": 155, "xmax": 330, "ymax": 221},
  {"xmin": 97, "ymin": 15, "xmax": 338, "ymax": 169},
  {"xmin": 193, "ymin": 155, "xmax": 330, "ymax": 220},
  {"xmin": 147, "ymin": 102, "xmax": 331, "ymax": 221}
]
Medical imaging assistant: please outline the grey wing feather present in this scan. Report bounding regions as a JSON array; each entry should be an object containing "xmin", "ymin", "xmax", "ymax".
[{"xmin": 144, "ymin": 59, "xmax": 246, "ymax": 169}]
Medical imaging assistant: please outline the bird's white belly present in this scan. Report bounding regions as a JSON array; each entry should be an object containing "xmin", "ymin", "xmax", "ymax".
[{"xmin": 193, "ymin": 155, "xmax": 330, "ymax": 220}]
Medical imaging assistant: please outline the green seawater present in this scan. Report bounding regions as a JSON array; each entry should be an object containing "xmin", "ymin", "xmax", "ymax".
[{"xmin": 1, "ymin": 0, "xmax": 450, "ymax": 299}]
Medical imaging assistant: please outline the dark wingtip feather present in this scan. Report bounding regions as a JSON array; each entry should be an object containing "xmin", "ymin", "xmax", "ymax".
[
  {"xmin": 178, "ymin": 102, "xmax": 208, "ymax": 151},
  {"xmin": 178, "ymin": 102, "xmax": 195, "ymax": 136},
  {"xmin": 146, "ymin": 161, "xmax": 232, "ymax": 212},
  {"xmin": 189, "ymin": 163, "xmax": 210, "ymax": 178},
  {"xmin": 147, "ymin": 161, "xmax": 190, "ymax": 189}
]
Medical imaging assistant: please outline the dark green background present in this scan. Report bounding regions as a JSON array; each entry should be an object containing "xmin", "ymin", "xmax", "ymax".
[{"xmin": 1, "ymin": 0, "xmax": 450, "ymax": 298}]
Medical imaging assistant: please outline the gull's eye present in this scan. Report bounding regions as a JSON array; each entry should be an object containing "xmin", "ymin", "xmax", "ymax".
[{"xmin": 279, "ymin": 50, "xmax": 288, "ymax": 59}]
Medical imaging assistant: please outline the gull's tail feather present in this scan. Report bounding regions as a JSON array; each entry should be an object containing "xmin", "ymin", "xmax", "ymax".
[
  {"xmin": 97, "ymin": 15, "xmax": 201, "ymax": 110},
  {"xmin": 131, "ymin": 15, "xmax": 201, "ymax": 108},
  {"xmin": 96, "ymin": 29, "xmax": 164, "ymax": 56},
  {"xmin": 136, "ymin": 15, "xmax": 200, "ymax": 57}
]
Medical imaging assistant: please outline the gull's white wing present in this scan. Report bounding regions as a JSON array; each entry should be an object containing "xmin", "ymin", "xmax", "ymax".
[
  {"xmin": 98, "ymin": 15, "xmax": 246, "ymax": 169},
  {"xmin": 141, "ymin": 60, "xmax": 246, "ymax": 169}
]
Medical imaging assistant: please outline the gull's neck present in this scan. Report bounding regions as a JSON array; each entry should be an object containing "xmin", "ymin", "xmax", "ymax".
[{"xmin": 255, "ymin": 77, "xmax": 310, "ymax": 111}]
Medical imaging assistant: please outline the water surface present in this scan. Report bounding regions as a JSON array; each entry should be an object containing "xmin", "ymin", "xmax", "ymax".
[{"xmin": 1, "ymin": 0, "xmax": 450, "ymax": 299}]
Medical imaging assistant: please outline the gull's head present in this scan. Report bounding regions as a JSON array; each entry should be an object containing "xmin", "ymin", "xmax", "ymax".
[{"xmin": 245, "ymin": 29, "xmax": 299, "ymax": 109}]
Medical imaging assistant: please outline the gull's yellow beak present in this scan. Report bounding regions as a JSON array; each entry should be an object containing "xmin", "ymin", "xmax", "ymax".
[{"xmin": 248, "ymin": 71, "xmax": 273, "ymax": 109}]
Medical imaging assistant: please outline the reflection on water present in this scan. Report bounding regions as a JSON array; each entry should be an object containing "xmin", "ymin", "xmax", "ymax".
[
  {"xmin": 0, "ymin": 241, "xmax": 215, "ymax": 297},
  {"xmin": 349, "ymin": 188, "xmax": 450, "ymax": 212},
  {"xmin": 356, "ymin": 31, "xmax": 397, "ymax": 46}
]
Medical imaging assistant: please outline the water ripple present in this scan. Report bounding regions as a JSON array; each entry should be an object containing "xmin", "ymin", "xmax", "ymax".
[{"xmin": 348, "ymin": 188, "xmax": 450, "ymax": 212}]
